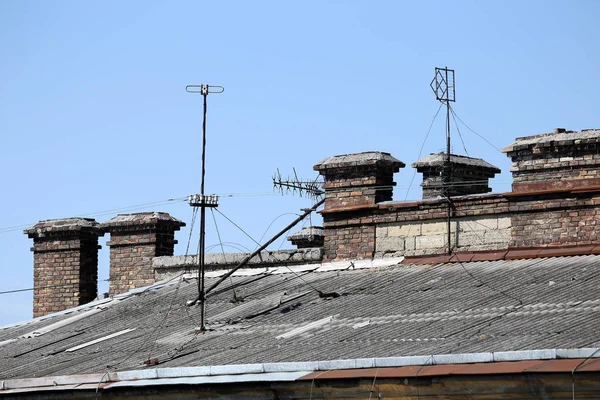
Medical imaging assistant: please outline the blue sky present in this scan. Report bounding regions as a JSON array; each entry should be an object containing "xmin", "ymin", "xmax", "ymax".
[{"xmin": 1, "ymin": 1, "xmax": 599, "ymax": 325}]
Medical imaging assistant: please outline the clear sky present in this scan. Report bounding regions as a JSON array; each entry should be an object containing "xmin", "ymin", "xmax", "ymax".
[{"xmin": 1, "ymin": 1, "xmax": 599, "ymax": 325}]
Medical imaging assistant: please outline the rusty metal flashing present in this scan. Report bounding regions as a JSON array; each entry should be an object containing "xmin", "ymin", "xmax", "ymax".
[
  {"xmin": 319, "ymin": 204, "xmax": 376, "ymax": 214},
  {"xmin": 299, "ymin": 358, "xmax": 600, "ymax": 381},
  {"xmin": 402, "ymin": 245, "xmax": 600, "ymax": 265},
  {"xmin": 377, "ymin": 193, "xmax": 508, "ymax": 210},
  {"xmin": 2, "ymin": 348, "xmax": 599, "ymax": 394},
  {"xmin": 506, "ymin": 182, "xmax": 600, "ymax": 197}
]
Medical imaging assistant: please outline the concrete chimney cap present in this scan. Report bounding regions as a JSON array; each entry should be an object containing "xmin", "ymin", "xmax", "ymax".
[
  {"xmin": 314, "ymin": 151, "xmax": 405, "ymax": 171},
  {"xmin": 502, "ymin": 128, "xmax": 600, "ymax": 153},
  {"xmin": 287, "ymin": 226, "xmax": 324, "ymax": 241},
  {"xmin": 99, "ymin": 212, "xmax": 185, "ymax": 231},
  {"xmin": 24, "ymin": 218, "xmax": 102, "ymax": 237},
  {"xmin": 411, "ymin": 153, "xmax": 500, "ymax": 172}
]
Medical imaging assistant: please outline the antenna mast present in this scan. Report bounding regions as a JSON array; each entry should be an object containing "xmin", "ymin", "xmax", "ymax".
[
  {"xmin": 430, "ymin": 67, "xmax": 455, "ymax": 255},
  {"xmin": 186, "ymin": 83, "xmax": 224, "ymax": 331}
]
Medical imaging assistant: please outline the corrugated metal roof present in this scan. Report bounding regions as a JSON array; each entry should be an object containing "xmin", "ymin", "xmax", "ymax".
[{"xmin": 0, "ymin": 255, "xmax": 599, "ymax": 382}]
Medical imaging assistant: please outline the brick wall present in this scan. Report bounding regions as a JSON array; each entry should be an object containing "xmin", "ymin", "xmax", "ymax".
[
  {"xmin": 320, "ymin": 180, "xmax": 600, "ymax": 259},
  {"xmin": 509, "ymin": 193, "xmax": 600, "ymax": 247},
  {"xmin": 24, "ymin": 218, "xmax": 103, "ymax": 318},
  {"xmin": 101, "ymin": 212, "xmax": 185, "ymax": 295},
  {"xmin": 323, "ymin": 224, "xmax": 375, "ymax": 261},
  {"xmin": 314, "ymin": 129, "xmax": 600, "ymax": 261}
]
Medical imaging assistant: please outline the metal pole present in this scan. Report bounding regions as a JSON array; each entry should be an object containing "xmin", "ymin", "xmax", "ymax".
[
  {"xmin": 445, "ymin": 69, "xmax": 452, "ymax": 255},
  {"xmin": 199, "ymin": 90, "xmax": 208, "ymax": 330}
]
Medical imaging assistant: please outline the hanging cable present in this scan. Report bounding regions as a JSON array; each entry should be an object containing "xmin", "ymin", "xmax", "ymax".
[
  {"xmin": 210, "ymin": 208, "xmax": 238, "ymax": 301},
  {"xmin": 0, "ymin": 196, "xmax": 188, "ymax": 234},
  {"xmin": 450, "ymin": 106, "xmax": 502, "ymax": 153},
  {"xmin": 451, "ymin": 109, "xmax": 469, "ymax": 156},
  {"xmin": 257, "ymin": 213, "xmax": 301, "ymax": 247},
  {"xmin": 206, "ymin": 242, "xmax": 252, "ymax": 253},
  {"xmin": 213, "ymin": 208, "xmax": 261, "ymax": 247},
  {"xmin": 192, "ymin": 198, "xmax": 324, "ymax": 302},
  {"xmin": 404, "ymin": 102, "xmax": 444, "ymax": 201},
  {"xmin": 0, "ymin": 279, "xmax": 110, "ymax": 296}
]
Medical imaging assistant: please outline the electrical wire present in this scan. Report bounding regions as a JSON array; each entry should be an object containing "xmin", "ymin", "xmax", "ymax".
[
  {"xmin": 210, "ymin": 208, "xmax": 238, "ymax": 300},
  {"xmin": 213, "ymin": 208, "xmax": 261, "ymax": 247},
  {"xmin": 0, "ymin": 279, "xmax": 110, "ymax": 295},
  {"xmin": 206, "ymin": 242, "xmax": 252, "ymax": 253},
  {"xmin": 571, "ymin": 348, "xmax": 600, "ymax": 399},
  {"xmin": 0, "ymin": 197, "xmax": 188, "ymax": 234},
  {"xmin": 101, "ymin": 271, "xmax": 188, "ymax": 371},
  {"xmin": 144, "ymin": 274, "xmax": 185, "ymax": 362},
  {"xmin": 257, "ymin": 213, "xmax": 301, "ymax": 247},
  {"xmin": 450, "ymin": 106, "xmax": 503, "ymax": 153},
  {"xmin": 404, "ymin": 102, "xmax": 444, "ymax": 201},
  {"xmin": 451, "ymin": 109, "xmax": 469, "ymax": 156}
]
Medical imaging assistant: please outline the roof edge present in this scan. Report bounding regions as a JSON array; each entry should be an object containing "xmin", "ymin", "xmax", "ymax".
[{"xmin": 2, "ymin": 348, "xmax": 599, "ymax": 393}]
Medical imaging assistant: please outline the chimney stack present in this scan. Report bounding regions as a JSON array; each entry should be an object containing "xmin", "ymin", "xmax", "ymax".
[
  {"xmin": 412, "ymin": 153, "xmax": 500, "ymax": 199},
  {"xmin": 314, "ymin": 152, "xmax": 405, "ymax": 212},
  {"xmin": 100, "ymin": 212, "xmax": 185, "ymax": 295},
  {"xmin": 503, "ymin": 128, "xmax": 600, "ymax": 193},
  {"xmin": 314, "ymin": 151, "xmax": 405, "ymax": 260},
  {"xmin": 25, "ymin": 218, "xmax": 103, "ymax": 318},
  {"xmin": 287, "ymin": 226, "xmax": 324, "ymax": 249}
]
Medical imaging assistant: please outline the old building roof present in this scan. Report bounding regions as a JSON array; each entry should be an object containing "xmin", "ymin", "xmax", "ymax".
[{"xmin": 1, "ymin": 254, "xmax": 599, "ymax": 382}]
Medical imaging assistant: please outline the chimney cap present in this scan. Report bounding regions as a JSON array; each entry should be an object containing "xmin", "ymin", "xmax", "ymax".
[
  {"xmin": 412, "ymin": 153, "xmax": 500, "ymax": 173},
  {"xmin": 24, "ymin": 218, "xmax": 102, "ymax": 238},
  {"xmin": 502, "ymin": 128, "xmax": 600, "ymax": 153},
  {"xmin": 287, "ymin": 226, "xmax": 324, "ymax": 241},
  {"xmin": 314, "ymin": 151, "xmax": 405, "ymax": 172},
  {"xmin": 100, "ymin": 212, "xmax": 185, "ymax": 232}
]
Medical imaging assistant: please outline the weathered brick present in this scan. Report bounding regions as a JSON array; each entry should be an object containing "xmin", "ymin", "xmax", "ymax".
[
  {"xmin": 24, "ymin": 218, "xmax": 103, "ymax": 318},
  {"xmin": 101, "ymin": 212, "xmax": 185, "ymax": 295}
]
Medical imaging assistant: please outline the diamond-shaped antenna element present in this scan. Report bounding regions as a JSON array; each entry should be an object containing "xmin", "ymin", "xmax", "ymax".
[{"xmin": 430, "ymin": 67, "xmax": 455, "ymax": 102}]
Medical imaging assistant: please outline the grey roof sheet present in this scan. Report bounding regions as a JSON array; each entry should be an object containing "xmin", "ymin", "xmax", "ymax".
[{"xmin": 1, "ymin": 255, "xmax": 600, "ymax": 379}]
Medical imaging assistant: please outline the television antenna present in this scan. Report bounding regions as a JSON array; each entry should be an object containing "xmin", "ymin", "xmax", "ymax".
[
  {"xmin": 430, "ymin": 67, "xmax": 455, "ymax": 255},
  {"xmin": 272, "ymin": 168, "xmax": 324, "ymax": 200},
  {"xmin": 185, "ymin": 83, "xmax": 224, "ymax": 331}
]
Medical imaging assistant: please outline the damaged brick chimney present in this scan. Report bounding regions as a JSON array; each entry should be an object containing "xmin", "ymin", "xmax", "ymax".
[
  {"xmin": 100, "ymin": 212, "xmax": 185, "ymax": 295},
  {"xmin": 314, "ymin": 151, "xmax": 405, "ymax": 260},
  {"xmin": 24, "ymin": 218, "xmax": 104, "ymax": 318},
  {"xmin": 503, "ymin": 128, "xmax": 600, "ymax": 193},
  {"xmin": 412, "ymin": 153, "xmax": 501, "ymax": 199}
]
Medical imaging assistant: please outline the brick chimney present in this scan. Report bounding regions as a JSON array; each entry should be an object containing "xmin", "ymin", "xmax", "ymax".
[
  {"xmin": 100, "ymin": 212, "xmax": 185, "ymax": 295},
  {"xmin": 287, "ymin": 226, "xmax": 324, "ymax": 248},
  {"xmin": 314, "ymin": 151, "xmax": 405, "ymax": 260},
  {"xmin": 503, "ymin": 128, "xmax": 600, "ymax": 192},
  {"xmin": 24, "ymin": 218, "xmax": 103, "ymax": 318},
  {"xmin": 412, "ymin": 153, "xmax": 501, "ymax": 199}
]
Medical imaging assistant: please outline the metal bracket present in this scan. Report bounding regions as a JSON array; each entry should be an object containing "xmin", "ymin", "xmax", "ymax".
[{"xmin": 186, "ymin": 84, "xmax": 225, "ymax": 94}]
